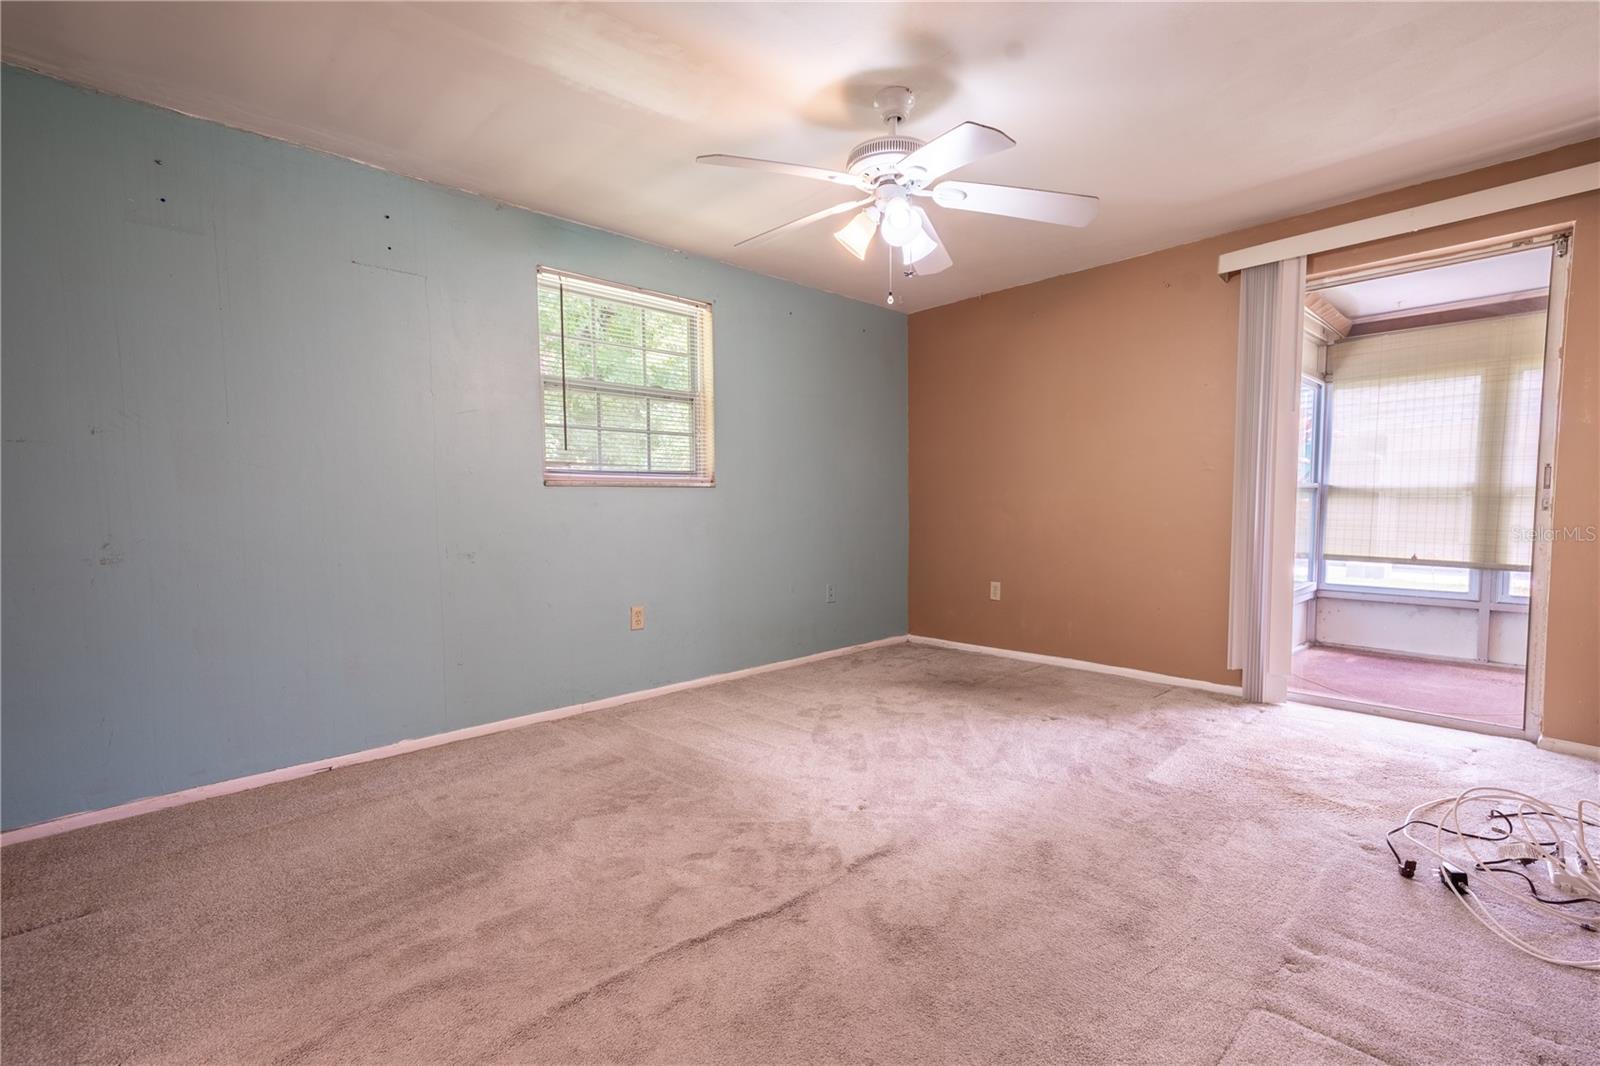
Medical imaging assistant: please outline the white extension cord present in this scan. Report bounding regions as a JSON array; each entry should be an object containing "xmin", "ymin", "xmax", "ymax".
[{"xmin": 1397, "ymin": 787, "xmax": 1600, "ymax": 969}]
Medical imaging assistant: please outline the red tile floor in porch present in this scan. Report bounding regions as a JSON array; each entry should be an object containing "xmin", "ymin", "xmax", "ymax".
[{"xmin": 1290, "ymin": 645, "xmax": 1526, "ymax": 729}]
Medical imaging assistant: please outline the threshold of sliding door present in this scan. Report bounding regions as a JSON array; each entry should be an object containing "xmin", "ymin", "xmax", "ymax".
[{"xmin": 1287, "ymin": 689, "xmax": 1529, "ymax": 741}]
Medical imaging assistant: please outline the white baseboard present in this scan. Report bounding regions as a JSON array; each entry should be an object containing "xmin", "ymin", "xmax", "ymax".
[
  {"xmin": 1, "ymin": 635, "xmax": 910, "ymax": 847},
  {"xmin": 1536, "ymin": 735, "xmax": 1600, "ymax": 760},
  {"xmin": 908, "ymin": 635, "xmax": 1243, "ymax": 698}
]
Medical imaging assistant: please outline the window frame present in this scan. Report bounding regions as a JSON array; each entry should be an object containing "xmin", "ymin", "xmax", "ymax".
[
  {"xmin": 536, "ymin": 267, "xmax": 715, "ymax": 488},
  {"xmin": 1294, "ymin": 373, "xmax": 1326, "ymax": 594}
]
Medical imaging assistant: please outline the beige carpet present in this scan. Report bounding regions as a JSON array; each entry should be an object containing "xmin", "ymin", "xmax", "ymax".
[{"xmin": 3, "ymin": 643, "xmax": 1596, "ymax": 1064}]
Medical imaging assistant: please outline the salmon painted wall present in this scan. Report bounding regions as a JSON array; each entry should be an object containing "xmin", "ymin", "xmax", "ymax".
[{"xmin": 909, "ymin": 140, "xmax": 1599, "ymax": 746}]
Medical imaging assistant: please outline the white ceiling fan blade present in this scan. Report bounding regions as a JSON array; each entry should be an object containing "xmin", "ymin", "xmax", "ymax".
[
  {"xmin": 896, "ymin": 122, "xmax": 1015, "ymax": 184},
  {"xmin": 926, "ymin": 181, "xmax": 1099, "ymax": 227},
  {"xmin": 697, "ymin": 154, "xmax": 861, "ymax": 188},
  {"xmin": 735, "ymin": 197, "xmax": 873, "ymax": 248}
]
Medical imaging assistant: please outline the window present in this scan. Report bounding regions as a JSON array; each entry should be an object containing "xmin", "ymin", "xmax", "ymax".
[
  {"xmin": 537, "ymin": 269, "xmax": 713, "ymax": 485},
  {"xmin": 1320, "ymin": 313, "xmax": 1545, "ymax": 570},
  {"xmin": 1498, "ymin": 569, "xmax": 1532, "ymax": 603},
  {"xmin": 1293, "ymin": 376, "xmax": 1323, "ymax": 586},
  {"xmin": 1322, "ymin": 559, "xmax": 1475, "ymax": 596}
]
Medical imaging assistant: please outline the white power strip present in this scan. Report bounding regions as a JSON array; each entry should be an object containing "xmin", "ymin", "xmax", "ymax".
[{"xmin": 1546, "ymin": 844, "xmax": 1594, "ymax": 897}]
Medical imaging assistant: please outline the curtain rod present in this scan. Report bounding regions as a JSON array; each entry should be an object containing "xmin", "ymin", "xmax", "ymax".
[{"xmin": 1217, "ymin": 162, "xmax": 1599, "ymax": 278}]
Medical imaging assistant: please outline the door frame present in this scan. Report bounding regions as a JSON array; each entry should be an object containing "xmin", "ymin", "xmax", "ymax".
[
  {"xmin": 1522, "ymin": 231, "xmax": 1571, "ymax": 742},
  {"xmin": 1288, "ymin": 227, "xmax": 1573, "ymax": 741}
]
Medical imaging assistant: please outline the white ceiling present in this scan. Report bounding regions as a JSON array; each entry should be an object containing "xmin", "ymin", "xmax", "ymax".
[
  {"xmin": 1320, "ymin": 246, "xmax": 1554, "ymax": 319},
  {"xmin": 3, "ymin": 3, "xmax": 1597, "ymax": 313}
]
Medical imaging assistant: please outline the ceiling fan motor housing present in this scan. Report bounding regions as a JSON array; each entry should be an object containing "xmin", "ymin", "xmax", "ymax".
[{"xmin": 846, "ymin": 136, "xmax": 925, "ymax": 180}]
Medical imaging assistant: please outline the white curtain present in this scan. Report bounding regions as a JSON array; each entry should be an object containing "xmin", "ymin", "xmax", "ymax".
[{"xmin": 1228, "ymin": 257, "xmax": 1306, "ymax": 702}]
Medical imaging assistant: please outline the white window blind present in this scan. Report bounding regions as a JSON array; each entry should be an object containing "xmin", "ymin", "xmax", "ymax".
[
  {"xmin": 1322, "ymin": 312, "xmax": 1545, "ymax": 571},
  {"xmin": 537, "ymin": 269, "xmax": 714, "ymax": 485}
]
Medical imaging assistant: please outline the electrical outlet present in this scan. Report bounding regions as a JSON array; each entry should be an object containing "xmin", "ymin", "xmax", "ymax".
[
  {"xmin": 825, "ymin": 583, "xmax": 836, "ymax": 604},
  {"xmin": 990, "ymin": 581, "xmax": 1002, "ymax": 601},
  {"xmin": 629, "ymin": 605, "xmax": 645, "ymax": 631}
]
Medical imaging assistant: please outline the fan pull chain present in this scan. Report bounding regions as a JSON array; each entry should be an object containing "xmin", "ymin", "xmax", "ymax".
[{"xmin": 886, "ymin": 246, "xmax": 896, "ymax": 306}]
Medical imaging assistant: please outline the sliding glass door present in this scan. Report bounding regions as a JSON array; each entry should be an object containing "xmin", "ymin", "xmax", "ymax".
[{"xmin": 1289, "ymin": 234, "xmax": 1571, "ymax": 736}]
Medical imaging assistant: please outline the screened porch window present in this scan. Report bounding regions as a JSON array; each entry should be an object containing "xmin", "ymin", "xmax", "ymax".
[{"xmin": 1320, "ymin": 312, "xmax": 1545, "ymax": 584}]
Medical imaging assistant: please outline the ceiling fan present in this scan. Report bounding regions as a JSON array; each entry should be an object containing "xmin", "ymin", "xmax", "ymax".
[{"xmin": 698, "ymin": 86, "xmax": 1099, "ymax": 304}]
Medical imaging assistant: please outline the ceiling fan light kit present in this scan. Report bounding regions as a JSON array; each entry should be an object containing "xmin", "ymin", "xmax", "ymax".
[
  {"xmin": 900, "ymin": 208, "xmax": 940, "ymax": 266},
  {"xmin": 834, "ymin": 207, "xmax": 880, "ymax": 261},
  {"xmin": 698, "ymin": 84, "xmax": 1100, "ymax": 305},
  {"xmin": 877, "ymin": 191, "xmax": 921, "ymax": 247}
]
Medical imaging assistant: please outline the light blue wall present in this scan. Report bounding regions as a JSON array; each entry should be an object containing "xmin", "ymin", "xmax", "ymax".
[{"xmin": 1, "ymin": 67, "xmax": 908, "ymax": 830}]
